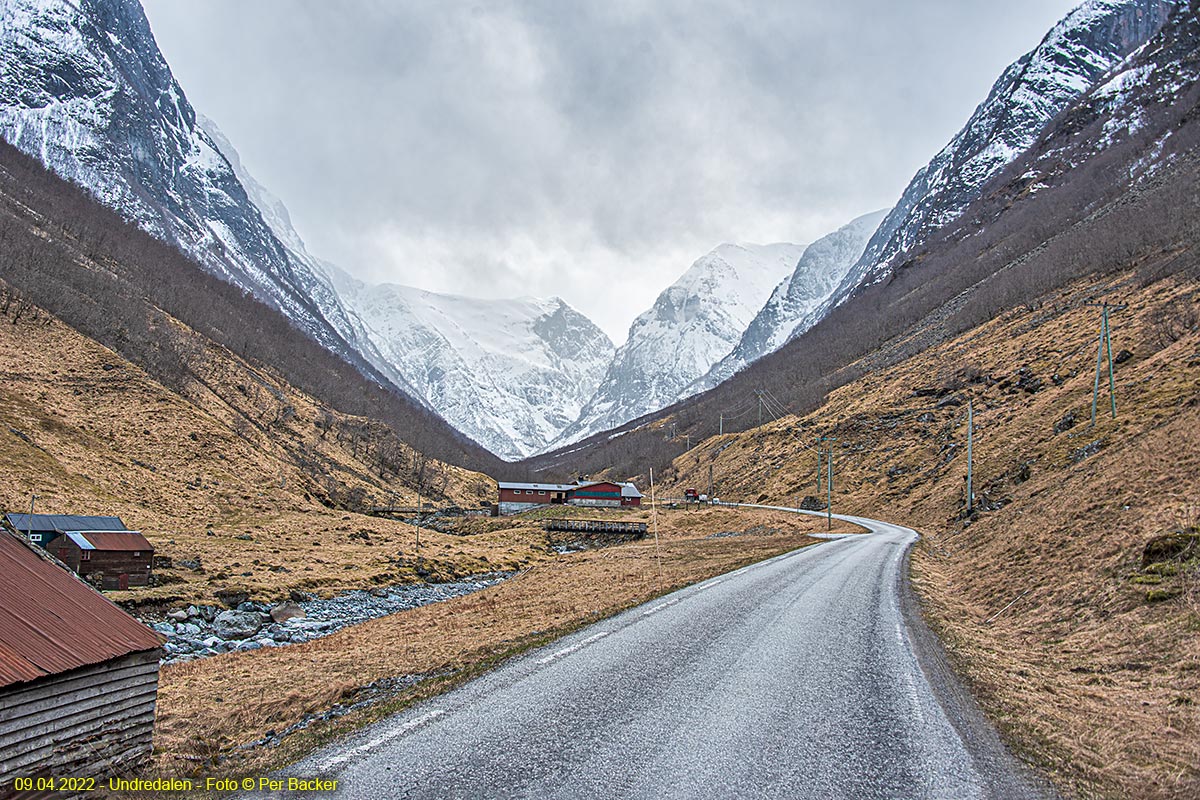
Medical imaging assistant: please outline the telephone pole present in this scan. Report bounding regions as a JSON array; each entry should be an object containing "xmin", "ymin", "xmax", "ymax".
[
  {"xmin": 818, "ymin": 437, "xmax": 837, "ymax": 529},
  {"xmin": 708, "ymin": 464, "xmax": 714, "ymax": 500},
  {"xmin": 815, "ymin": 442, "xmax": 822, "ymax": 493},
  {"xmin": 757, "ymin": 391, "xmax": 763, "ymax": 426},
  {"xmin": 1086, "ymin": 301, "xmax": 1127, "ymax": 425},
  {"xmin": 719, "ymin": 413, "xmax": 723, "ymax": 436}
]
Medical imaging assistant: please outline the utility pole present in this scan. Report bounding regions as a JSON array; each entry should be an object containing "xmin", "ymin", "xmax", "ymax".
[
  {"xmin": 685, "ymin": 434, "xmax": 690, "ymax": 451},
  {"xmin": 818, "ymin": 437, "xmax": 837, "ymax": 529},
  {"xmin": 815, "ymin": 442, "xmax": 822, "ymax": 493},
  {"xmin": 708, "ymin": 464, "xmax": 714, "ymax": 500},
  {"xmin": 966, "ymin": 400, "xmax": 974, "ymax": 516},
  {"xmin": 25, "ymin": 493, "xmax": 39, "ymax": 541},
  {"xmin": 719, "ymin": 413, "xmax": 723, "ymax": 436},
  {"xmin": 757, "ymin": 391, "xmax": 763, "ymax": 426},
  {"xmin": 1087, "ymin": 301, "xmax": 1127, "ymax": 425}
]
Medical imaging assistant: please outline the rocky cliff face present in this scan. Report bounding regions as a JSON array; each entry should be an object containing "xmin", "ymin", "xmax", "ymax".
[
  {"xmin": 689, "ymin": 210, "xmax": 889, "ymax": 394},
  {"xmin": 0, "ymin": 0, "xmax": 370, "ymax": 362},
  {"xmin": 553, "ymin": 242, "xmax": 804, "ymax": 448},
  {"xmin": 790, "ymin": 0, "xmax": 1178, "ymax": 340},
  {"xmin": 327, "ymin": 269, "xmax": 613, "ymax": 461}
]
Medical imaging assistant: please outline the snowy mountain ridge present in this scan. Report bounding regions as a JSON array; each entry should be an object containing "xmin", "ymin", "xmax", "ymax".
[
  {"xmin": 0, "ymin": 0, "xmax": 613, "ymax": 460},
  {"xmin": 790, "ymin": 0, "xmax": 1178, "ymax": 340},
  {"xmin": 687, "ymin": 209, "xmax": 889, "ymax": 396},
  {"xmin": 552, "ymin": 242, "xmax": 805, "ymax": 448}
]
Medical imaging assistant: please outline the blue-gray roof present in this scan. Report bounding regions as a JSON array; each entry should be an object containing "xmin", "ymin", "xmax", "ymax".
[{"xmin": 4, "ymin": 513, "xmax": 128, "ymax": 534}]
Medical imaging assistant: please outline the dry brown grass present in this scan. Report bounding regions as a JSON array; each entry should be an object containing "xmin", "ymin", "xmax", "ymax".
[
  {"xmin": 148, "ymin": 507, "xmax": 828, "ymax": 778},
  {"xmin": 0, "ymin": 308, "xmax": 502, "ymax": 606},
  {"xmin": 662, "ymin": 270, "xmax": 1200, "ymax": 799}
]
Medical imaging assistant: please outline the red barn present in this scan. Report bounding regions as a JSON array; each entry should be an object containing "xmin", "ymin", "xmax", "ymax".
[{"xmin": 52, "ymin": 531, "xmax": 154, "ymax": 590}]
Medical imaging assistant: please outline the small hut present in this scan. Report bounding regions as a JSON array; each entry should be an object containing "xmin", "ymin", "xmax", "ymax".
[{"xmin": 0, "ymin": 529, "xmax": 162, "ymax": 784}]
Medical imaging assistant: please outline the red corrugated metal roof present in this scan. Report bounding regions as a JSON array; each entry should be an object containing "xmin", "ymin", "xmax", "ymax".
[
  {"xmin": 65, "ymin": 531, "xmax": 153, "ymax": 551},
  {"xmin": 0, "ymin": 530, "xmax": 161, "ymax": 689}
]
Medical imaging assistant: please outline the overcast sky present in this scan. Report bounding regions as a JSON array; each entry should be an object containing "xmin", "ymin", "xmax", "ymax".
[{"xmin": 141, "ymin": 0, "xmax": 1079, "ymax": 344}]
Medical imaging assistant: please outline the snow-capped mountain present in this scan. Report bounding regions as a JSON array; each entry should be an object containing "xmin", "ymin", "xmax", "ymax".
[
  {"xmin": 0, "ymin": 0, "xmax": 613, "ymax": 460},
  {"xmin": 0, "ymin": 0, "xmax": 368, "ymax": 363},
  {"xmin": 790, "ymin": 0, "xmax": 1178, "ymax": 340},
  {"xmin": 552, "ymin": 242, "xmax": 804, "ymax": 448},
  {"xmin": 328, "ymin": 271, "xmax": 613, "ymax": 460},
  {"xmin": 199, "ymin": 117, "xmax": 613, "ymax": 460},
  {"xmin": 687, "ymin": 209, "xmax": 889, "ymax": 395}
]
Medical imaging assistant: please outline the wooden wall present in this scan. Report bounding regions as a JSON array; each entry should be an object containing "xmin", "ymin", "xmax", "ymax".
[{"xmin": 0, "ymin": 649, "xmax": 160, "ymax": 785}]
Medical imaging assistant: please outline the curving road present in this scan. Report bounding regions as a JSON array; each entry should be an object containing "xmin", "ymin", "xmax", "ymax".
[{"xmin": 279, "ymin": 509, "xmax": 1053, "ymax": 799}]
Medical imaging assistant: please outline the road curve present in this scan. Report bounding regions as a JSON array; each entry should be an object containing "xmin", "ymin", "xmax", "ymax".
[{"xmin": 278, "ymin": 510, "xmax": 1053, "ymax": 800}]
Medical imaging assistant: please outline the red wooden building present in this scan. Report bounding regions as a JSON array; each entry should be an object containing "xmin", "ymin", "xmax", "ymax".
[
  {"xmin": 497, "ymin": 480, "xmax": 642, "ymax": 514},
  {"xmin": 52, "ymin": 531, "xmax": 154, "ymax": 590}
]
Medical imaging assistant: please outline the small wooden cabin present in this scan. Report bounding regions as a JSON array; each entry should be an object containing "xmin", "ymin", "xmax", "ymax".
[
  {"xmin": 51, "ymin": 531, "xmax": 154, "ymax": 590},
  {"xmin": 0, "ymin": 529, "xmax": 162, "ymax": 785}
]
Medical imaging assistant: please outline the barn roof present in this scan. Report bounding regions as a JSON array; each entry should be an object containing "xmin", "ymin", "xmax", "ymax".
[
  {"xmin": 4, "ymin": 513, "xmax": 127, "ymax": 535},
  {"xmin": 63, "ymin": 531, "xmax": 152, "ymax": 551},
  {"xmin": 620, "ymin": 483, "xmax": 643, "ymax": 498},
  {"xmin": 0, "ymin": 529, "xmax": 161, "ymax": 690}
]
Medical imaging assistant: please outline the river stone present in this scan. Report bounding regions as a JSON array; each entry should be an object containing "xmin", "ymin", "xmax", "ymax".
[
  {"xmin": 213, "ymin": 609, "xmax": 263, "ymax": 640},
  {"xmin": 167, "ymin": 609, "xmax": 189, "ymax": 623},
  {"xmin": 176, "ymin": 622, "xmax": 202, "ymax": 637},
  {"xmin": 270, "ymin": 601, "xmax": 306, "ymax": 623}
]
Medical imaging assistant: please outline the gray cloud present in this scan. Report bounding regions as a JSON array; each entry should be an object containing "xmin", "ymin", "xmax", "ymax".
[{"xmin": 142, "ymin": 0, "xmax": 1079, "ymax": 342}]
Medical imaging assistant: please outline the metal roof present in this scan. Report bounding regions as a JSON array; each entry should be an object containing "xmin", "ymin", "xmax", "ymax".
[
  {"xmin": 498, "ymin": 482, "xmax": 576, "ymax": 491},
  {"xmin": 0, "ymin": 529, "xmax": 161, "ymax": 690},
  {"xmin": 62, "ymin": 531, "xmax": 152, "ymax": 552},
  {"xmin": 620, "ymin": 483, "xmax": 643, "ymax": 498},
  {"xmin": 4, "ymin": 513, "xmax": 128, "ymax": 535}
]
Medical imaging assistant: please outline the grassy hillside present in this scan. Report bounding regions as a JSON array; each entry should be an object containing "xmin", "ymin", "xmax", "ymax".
[
  {"xmin": 0, "ymin": 286, "xmax": 513, "ymax": 606},
  {"xmin": 660, "ymin": 266, "xmax": 1200, "ymax": 798}
]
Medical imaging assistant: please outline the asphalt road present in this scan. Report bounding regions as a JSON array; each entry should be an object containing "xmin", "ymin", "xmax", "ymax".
[{"xmin": 280, "ymin": 510, "xmax": 1053, "ymax": 800}]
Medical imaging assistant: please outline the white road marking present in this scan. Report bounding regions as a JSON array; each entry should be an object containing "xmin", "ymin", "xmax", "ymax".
[
  {"xmin": 317, "ymin": 709, "xmax": 446, "ymax": 772},
  {"xmin": 537, "ymin": 631, "xmax": 610, "ymax": 665},
  {"xmin": 642, "ymin": 598, "xmax": 681, "ymax": 616},
  {"xmin": 693, "ymin": 579, "xmax": 724, "ymax": 592}
]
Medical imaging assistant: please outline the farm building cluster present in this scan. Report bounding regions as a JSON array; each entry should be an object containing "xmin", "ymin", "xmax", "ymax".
[
  {"xmin": 497, "ymin": 479, "xmax": 642, "ymax": 515},
  {"xmin": 4, "ymin": 513, "xmax": 154, "ymax": 590}
]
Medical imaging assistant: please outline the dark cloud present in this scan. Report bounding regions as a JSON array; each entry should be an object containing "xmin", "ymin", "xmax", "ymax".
[{"xmin": 142, "ymin": 0, "xmax": 1079, "ymax": 342}]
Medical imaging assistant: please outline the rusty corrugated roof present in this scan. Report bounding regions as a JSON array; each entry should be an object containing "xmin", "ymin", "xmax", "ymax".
[
  {"xmin": 63, "ymin": 531, "xmax": 152, "ymax": 552},
  {"xmin": 0, "ymin": 529, "xmax": 161, "ymax": 689}
]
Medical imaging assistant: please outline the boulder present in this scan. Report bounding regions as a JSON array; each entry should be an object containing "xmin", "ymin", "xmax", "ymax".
[
  {"xmin": 175, "ymin": 622, "xmax": 202, "ymax": 637},
  {"xmin": 213, "ymin": 610, "xmax": 263, "ymax": 640},
  {"xmin": 215, "ymin": 588, "xmax": 250, "ymax": 608},
  {"xmin": 167, "ymin": 609, "xmax": 189, "ymax": 622},
  {"xmin": 269, "ymin": 601, "xmax": 306, "ymax": 624}
]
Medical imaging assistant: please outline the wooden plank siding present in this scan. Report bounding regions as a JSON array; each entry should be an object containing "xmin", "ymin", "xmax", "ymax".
[{"xmin": 0, "ymin": 649, "xmax": 159, "ymax": 784}]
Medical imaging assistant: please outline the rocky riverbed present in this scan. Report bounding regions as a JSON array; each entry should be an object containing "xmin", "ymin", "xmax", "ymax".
[{"xmin": 148, "ymin": 574, "xmax": 512, "ymax": 663}]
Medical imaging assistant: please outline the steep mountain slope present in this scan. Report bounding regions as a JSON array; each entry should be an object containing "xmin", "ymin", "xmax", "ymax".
[
  {"xmin": 0, "ymin": 0, "xmax": 617, "ymax": 459},
  {"xmin": 522, "ymin": 0, "xmax": 1200, "ymax": 488},
  {"xmin": 789, "ymin": 0, "xmax": 1178, "ymax": 340},
  {"xmin": 203, "ymin": 121, "xmax": 612, "ymax": 459},
  {"xmin": 0, "ymin": 134, "xmax": 506, "ymax": 477},
  {"xmin": 328, "ymin": 270, "xmax": 613, "ymax": 461},
  {"xmin": 0, "ymin": 0, "xmax": 370, "ymax": 363},
  {"xmin": 552, "ymin": 242, "xmax": 804, "ymax": 448},
  {"xmin": 689, "ymin": 209, "xmax": 888, "ymax": 393}
]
